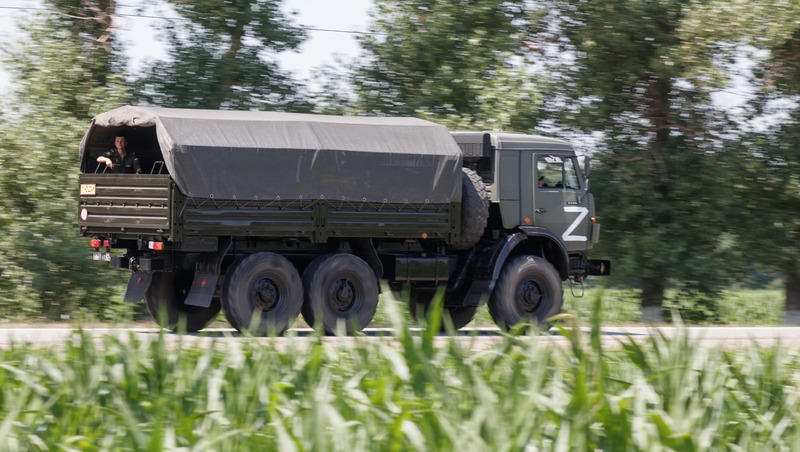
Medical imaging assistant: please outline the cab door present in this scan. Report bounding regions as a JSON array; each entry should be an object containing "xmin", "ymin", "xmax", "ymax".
[{"xmin": 525, "ymin": 152, "xmax": 592, "ymax": 252}]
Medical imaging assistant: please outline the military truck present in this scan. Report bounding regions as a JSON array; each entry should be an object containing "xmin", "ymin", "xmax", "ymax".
[{"xmin": 78, "ymin": 106, "xmax": 609, "ymax": 335}]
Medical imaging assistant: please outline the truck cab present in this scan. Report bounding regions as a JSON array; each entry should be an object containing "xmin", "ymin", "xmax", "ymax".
[{"xmin": 452, "ymin": 131, "xmax": 599, "ymax": 257}]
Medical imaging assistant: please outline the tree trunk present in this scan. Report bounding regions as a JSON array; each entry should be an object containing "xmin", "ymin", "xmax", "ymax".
[
  {"xmin": 785, "ymin": 267, "xmax": 800, "ymax": 324},
  {"xmin": 641, "ymin": 278, "xmax": 665, "ymax": 323}
]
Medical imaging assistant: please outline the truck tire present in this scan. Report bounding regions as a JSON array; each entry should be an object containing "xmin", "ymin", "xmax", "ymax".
[
  {"xmin": 144, "ymin": 271, "xmax": 220, "ymax": 332},
  {"xmin": 408, "ymin": 287, "xmax": 477, "ymax": 331},
  {"xmin": 302, "ymin": 253, "xmax": 379, "ymax": 335},
  {"xmin": 221, "ymin": 252, "xmax": 303, "ymax": 336},
  {"xmin": 488, "ymin": 255, "xmax": 562, "ymax": 331},
  {"xmin": 451, "ymin": 167, "xmax": 489, "ymax": 250}
]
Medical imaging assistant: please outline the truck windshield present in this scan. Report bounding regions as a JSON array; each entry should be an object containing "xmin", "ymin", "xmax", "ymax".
[{"xmin": 537, "ymin": 155, "xmax": 582, "ymax": 190}]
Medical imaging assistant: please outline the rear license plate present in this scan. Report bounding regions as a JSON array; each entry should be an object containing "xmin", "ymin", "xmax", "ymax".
[
  {"xmin": 80, "ymin": 183, "xmax": 96, "ymax": 196},
  {"xmin": 93, "ymin": 252, "xmax": 111, "ymax": 262}
]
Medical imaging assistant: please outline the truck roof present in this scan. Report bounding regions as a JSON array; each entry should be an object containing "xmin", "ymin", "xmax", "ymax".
[
  {"xmin": 79, "ymin": 106, "xmax": 462, "ymax": 203},
  {"xmin": 451, "ymin": 131, "xmax": 573, "ymax": 158}
]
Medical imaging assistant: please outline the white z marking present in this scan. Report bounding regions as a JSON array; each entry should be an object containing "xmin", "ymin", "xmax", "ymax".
[{"xmin": 562, "ymin": 206, "xmax": 588, "ymax": 242}]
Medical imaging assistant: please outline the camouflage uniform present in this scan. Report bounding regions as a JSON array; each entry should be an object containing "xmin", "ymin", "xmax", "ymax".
[{"xmin": 103, "ymin": 149, "xmax": 141, "ymax": 174}]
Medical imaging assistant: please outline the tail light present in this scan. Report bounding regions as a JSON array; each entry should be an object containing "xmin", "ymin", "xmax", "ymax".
[
  {"xmin": 148, "ymin": 241, "xmax": 164, "ymax": 251},
  {"xmin": 90, "ymin": 239, "xmax": 110, "ymax": 248}
]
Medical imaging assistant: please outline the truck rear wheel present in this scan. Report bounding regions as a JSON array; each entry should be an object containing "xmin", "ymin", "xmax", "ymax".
[
  {"xmin": 489, "ymin": 255, "xmax": 562, "ymax": 331},
  {"xmin": 302, "ymin": 253, "xmax": 379, "ymax": 335},
  {"xmin": 408, "ymin": 287, "xmax": 477, "ymax": 331},
  {"xmin": 221, "ymin": 252, "xmax": 303, "ymax": 336},
  {"xmin": 144, "ymin": 271, "xmax": 220, "ymax": 332},
  {"xmin": 451, "ymin": 167, "xmax": 489, "ymax": 250}
]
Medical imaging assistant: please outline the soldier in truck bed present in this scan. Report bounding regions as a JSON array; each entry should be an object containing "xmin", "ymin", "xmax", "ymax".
[{"xmin": 96, "ymin": 134, "xmax": 142, "ymax": 174}]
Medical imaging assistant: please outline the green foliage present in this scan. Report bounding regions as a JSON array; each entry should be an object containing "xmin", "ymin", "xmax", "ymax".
[
  {"xmin": 663, "ymin": 290, "xmax": 721, "ymax": 323},
  {"xmin": 4, "ymin": 4, "xmax": 129, "ymax": 120},
  {"xmin": 591, "ymin": 134, "xmax": 741, "ymax": 298},
  {"xmin": 561, "ymin": 0, "xmax": 800, "ymax": 311},
  {"xmin": 561, "ymin": 287, "xmax": 785, "ymax": 326},
  {"xmin": 352, "ymin": 0, "xmax": 540, "ymax": 129},
  {"xmin": 539, "ymin": 0, "xmax": 761, "ymax": 306},
  {"xmin": 0, "ymin": 116, "xmax": 134, "ymax": 321},
  {"xmin": 731, "ymin": 11, "xmax": 800, "ymax": 308},
  {"xmin": 552, "ymin": 0, "xmax": 733, "ymax": 115},
  {"xmin": 3, "ymin": 300, "xmax": 800, "ymax": 448},
  {"xmin": 328, "ymin": 287, "xmax": 786, "ymax": 330},
  {"xmin": 0, "ymin": 7, "xmax": 134, "ymax": 320},
  {"xmin": 134, "ymin": 0, "xmax": 312, "ymax": 111}
]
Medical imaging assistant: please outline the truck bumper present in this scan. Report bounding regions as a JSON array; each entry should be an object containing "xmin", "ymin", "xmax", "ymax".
[{"xmin": 110, "ymin": 255, "xmax": 167, "ymax": 272}]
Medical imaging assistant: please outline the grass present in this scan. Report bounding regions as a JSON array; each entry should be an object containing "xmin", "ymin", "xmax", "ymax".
[
  {"xmin": 0, "ymin": 287, "xmax": 785, "ymax": 332},
  {"xmin": 2, "ymin": 295, "xmax": 800, "ymax": 450},
  {"xmin": 371, "ymin": 287, "xmax": 786, "ymax": 328}
]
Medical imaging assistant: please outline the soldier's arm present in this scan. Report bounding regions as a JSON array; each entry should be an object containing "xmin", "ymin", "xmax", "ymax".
[{"xmin": 97, "ymin": 152, "xmax": 114, "ymax": 168}]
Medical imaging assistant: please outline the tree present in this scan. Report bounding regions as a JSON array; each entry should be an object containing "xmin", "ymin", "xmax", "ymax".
[
  {"xmin": 9, "ymin": 0, "xmax": 127, "ymax": 120},
  {"xmin": 537, "ymin": 0, "xmax": 755, "ymax": 320},
  {"xmin": 736, "ymin": 22, "xmax": 800, "ymax": 322},
  {"xmin": 352, "ymin": 0, "xmax": 540, "ymax": 129},
  {"xmin": 734, "ymin": 123, "xmax": 800, "ymax": 321},
  {"xmin": 134, "ymin": 0, "xmax": 312, "ymax": 111},
  {"xmin": 0, "ymin": 4, "xmax": 133, "ymax": 320}
]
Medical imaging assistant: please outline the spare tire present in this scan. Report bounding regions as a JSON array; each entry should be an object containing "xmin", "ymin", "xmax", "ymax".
[{"xmin": 451, "ymin": 167, "xmax": 489, "ymax": 250}]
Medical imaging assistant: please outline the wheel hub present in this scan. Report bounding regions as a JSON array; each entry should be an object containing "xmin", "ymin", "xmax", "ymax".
[
  {"xmin": 517, "ymin": 280, "xmax": 543, "ymax": 312},
  {"xmin": 254, "ymin": 278, "xmax": 279, "ymax": 310},
  {"xmin": 329, "ymin": 278, "xmax": 356, "ymax": 312}
]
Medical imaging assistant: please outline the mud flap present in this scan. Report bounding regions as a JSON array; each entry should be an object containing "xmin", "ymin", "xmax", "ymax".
[
  {"xmin": 184, "ymin": 273, "xmax": 220, "ymax": 308},
  {"xmin": 351, "ymin": 238, "xmax": 383, "ymax": 280},
  {"xmin": 184, "ymin": 237, "xmax": 232, "ymax": 308},
  {"xmin": 463, "ymin": 280, "xmax": 491, "ymax": 307},
  {"xmin": 124, "ymin": 272, "xmax": 153, "ymax": 302}
]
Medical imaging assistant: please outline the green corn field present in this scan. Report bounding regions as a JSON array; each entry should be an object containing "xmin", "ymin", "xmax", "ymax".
[{"xmin": 1, "ymin": 294, "xmax": 799, "ymax": 451}]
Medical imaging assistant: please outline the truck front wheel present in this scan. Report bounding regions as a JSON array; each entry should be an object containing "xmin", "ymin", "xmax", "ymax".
[
  {"xmin": 489, "ymin": 255, "xmax": 562, "ymax": 331},
  {"xmin": 221, "ymin": 252, "xmax": 303, "ymax": 336},
  {"xmin": 302, "ymin": 253, "xmax": 379, "ymax": 335},
  {"xmin": 144, "ymin": 271, "xmax": 221, "ymax": 332}
]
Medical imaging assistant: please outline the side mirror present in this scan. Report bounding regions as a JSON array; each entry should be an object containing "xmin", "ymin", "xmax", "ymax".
[
  {"xmin": 583, "ymin": 155, "xmax": 590, "ymax": 178},
  {"xmin": 583, "ymin": 155, "xmax": 590, "ymax": 190}
]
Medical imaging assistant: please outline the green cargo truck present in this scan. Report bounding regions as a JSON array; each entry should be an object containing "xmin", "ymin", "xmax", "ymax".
[{"xmin": 78, "ymin": 106, "xmax": 609, "ymax": 335}]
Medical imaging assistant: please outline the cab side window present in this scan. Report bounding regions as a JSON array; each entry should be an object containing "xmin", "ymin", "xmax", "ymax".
[
  {"xmin": 536, "ymin": 155, "xmax": 582, "ymax": 190},
  {"xmin": 562, "ymin": 158, "xmax": 581, "ymax": 190}
]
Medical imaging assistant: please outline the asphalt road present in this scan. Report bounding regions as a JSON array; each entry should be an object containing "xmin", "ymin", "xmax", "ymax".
[{"xmin": 2, "ymin": 326, "xmax": 800, "ymax": 349}]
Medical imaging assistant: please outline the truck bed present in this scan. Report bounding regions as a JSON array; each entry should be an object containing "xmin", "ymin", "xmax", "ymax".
[
  {"xmin": 182, "ymin": 198, "xmax": 457, "ymax": 243},
  {"xmin": 79, "ymin": 174, "xmax": 173, "ymax": 238},
  {"xmin": 79, "ymin": 174, "xmax": 459, "ymax": 244}
]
